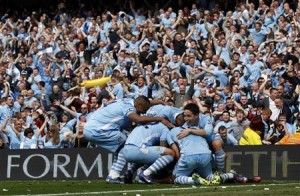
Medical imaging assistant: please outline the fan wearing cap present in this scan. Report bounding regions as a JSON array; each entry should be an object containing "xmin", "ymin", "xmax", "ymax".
[
  {"xmin": 20, "ymin": 70, "xmax": 28, "ymax": 79},
  {"xmin": 51, "ymin": 53, "xmax": 65, "ymax": 75},
  {"xmin": 145, "ymin": 33, "xmax": 158, "ymax": 52},
  {"xmin": 15, "ymin": 70, "xmax": 31, "ymax": 92},
  {"xmin": 141, "ymin": 40, "xmax": 151, "ymax": 49},
  {"xmin": 139, "ymin": 41, "xmax": 156, "ymax": 66},
  {"xmin": 16, "ymin": 59, "xmax": 32, "ymax": 80}
]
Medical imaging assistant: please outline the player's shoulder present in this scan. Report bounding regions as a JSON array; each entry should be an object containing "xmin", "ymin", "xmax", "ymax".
[
  {"xmin": 122, "ymin": 98, "xmax": 134, "ymax": 104},
  {"xmin": 151, "ymin": 104, "xmax": 166, "ymax": 109},
  {"xmin": 170, "ymin": 126, "xmax": 183, "ymax": 134},
  {"xmin": 200, "ymin": 114, "xmax": 213, "ymax": 122}
]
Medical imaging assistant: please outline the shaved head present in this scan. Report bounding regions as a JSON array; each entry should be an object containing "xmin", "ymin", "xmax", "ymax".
[{"xmin": 134, "ymin": 96, "xmax": 151, "ymax": 114}]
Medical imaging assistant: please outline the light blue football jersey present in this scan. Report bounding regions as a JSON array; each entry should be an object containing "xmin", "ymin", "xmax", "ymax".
[
  {"xmin": 146, "ymin": 105, "xmax": 183, "ymax": 125},
  {"xmin": 167, "ymin": 126, "xmax": 211, "ymax": 156},
  {"xmin": 182, "ymin": 114, "xmax": 214, "ymax": 136},
  {"xmin": 125, "ymin": 122, "xmax": 169, "ymax": 147},
  {"xmin": 84, "ymin": 99, "xmax": 136, "ymax": 131}
]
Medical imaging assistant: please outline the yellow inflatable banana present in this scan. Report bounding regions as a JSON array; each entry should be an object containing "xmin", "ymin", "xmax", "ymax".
[{"xmin": 80, "ymin": 76, "xmax": 111, "ymax": 87}]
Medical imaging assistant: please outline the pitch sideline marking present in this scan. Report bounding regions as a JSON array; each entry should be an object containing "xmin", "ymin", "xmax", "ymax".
[{"xmin": 13, "ymin": 182, "xmax": 300, "ymax": 196}]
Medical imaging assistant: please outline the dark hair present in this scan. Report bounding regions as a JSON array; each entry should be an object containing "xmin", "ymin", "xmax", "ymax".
[
  {"xmin": 183, "ymin": 103, "xmax": 200, "ymax": 115},
  {"xmin": 235, "ymin": 39, "xmax": 242, "ymax": 45},
  {"xmin": 24, "ymin": 128, "xmax": 34, "ymax": 137},
  {"xmin": 252, "ymin": 102, "xmax": 264, "ymax": 108},
  {"xmin": 5, "ymin": 96, "xmax": 13, "ymax": 101},
  {"xmin": 71, "ymin": 88, "xmax": 81, "ymax": 96},
  {"xmin": 219, "ymin": 60, "xmax": 227, "ymax": 69},
  {"xmin": 270, "ymin": 87, "xmax": 278, "ymax": 94},
  {"xmin": 277, "ymin": 84, "xmax": 284, "ymax": 89},
  {"xmin": 218, "ymin": 125, "xmax": 227, "ymax": 131},
  {"xmin": 255, "ymin": 22, "xmax": 262, "ymax": 27},
  {"xmin": 274, "ymin": 121, "xmax": 284, "ymax": 129},
  {"xmin": 249, "ymin": 52, "xmax": 256, "ymax": 57},
  {"xmin": 61, "ymin": 112, "xmax": 70, "ymax": 121},
  {"xmin": 135, "ymin": 95, "xmax": 150, "ymax": 105},
  {"xmin": 39, "ymin": 81, "xmax": 45, "ymax": 87},
  {"xmin": 279, "ymin": 29, "xmax": 287, "ymax": 36},
  {"xmin": 204, "ymin": 97, "xmax": 214, "ymax": 107},
  {"xmin": 222, "ymin": 110, "xmax": 230, "ymax": 116},
  {"xmin": 249, "ymin": 117, "xmax": 264, "ymax": 133},
  {"xmin": 233, "ymin": 52, "xmax": 240, "ymax": 56}
]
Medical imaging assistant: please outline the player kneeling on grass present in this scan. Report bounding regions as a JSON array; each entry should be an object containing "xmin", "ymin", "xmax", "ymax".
[
  {"xmin": 167, "ymin": 125, "xmax": 220, "ymax": 185},
  {"xmin": 177, "ymin": 103, "xmax": 226, "ymax": 173},
  {"xmin": 83, "ymin": 96, "xmax": 173, "ymax": 183},
  {"xmin": 107, "ymin": 122, "xmax": 175, "ymax": 184}
]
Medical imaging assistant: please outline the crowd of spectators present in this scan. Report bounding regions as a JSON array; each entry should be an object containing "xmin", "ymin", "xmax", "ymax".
[{"xmin": 1, "ymin": 0, "xmax": 300, "ymax": 150}]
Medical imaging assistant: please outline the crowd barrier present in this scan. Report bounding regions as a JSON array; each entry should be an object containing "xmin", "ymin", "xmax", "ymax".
[{"xmin": 1, "ymin": 146, "xmax": 300, "ymax": 181}]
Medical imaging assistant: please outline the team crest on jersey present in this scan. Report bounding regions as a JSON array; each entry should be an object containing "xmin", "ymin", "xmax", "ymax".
[
  {"xmin": 127, "ymin": 108, "xmax": 134, "ymax": 113},
  {"xmin": 117, "ymin": 136, "xmax": 124, "ymax": 142},
  {"xmin": 146, "ymin": 111, "xmax": 157, "ymax": 117}
]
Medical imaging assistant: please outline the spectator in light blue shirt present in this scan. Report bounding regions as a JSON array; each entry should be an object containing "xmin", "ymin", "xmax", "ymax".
[
  {"xmin": 0, "ymin": 96, "xmax": 14, "ymax": 126},
  {"xmin": 248, "ymin": 22, "xmax": 268, "ymax": 45},
  {"xmin": 110, "ymin": 74, "xmax": 124, "ymax": 100},
  {"xmin": 129, "ymin": 1, "xmax": 146, "ymax": 26},
  {"xmin": 160, "ymin": 12, "xmax": 174, "ymax": 28},
  {"xmin": 244, "ymin": 53, "xmax": 263, "ymax": 86},
  {"xmin": 218, "ymin": 126, "xmax": 238, "ymax": 146}
]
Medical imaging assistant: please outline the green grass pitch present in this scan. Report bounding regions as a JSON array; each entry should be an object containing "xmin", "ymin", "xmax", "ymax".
[{"xmin": 1, "ymin": 180, "xmax": 300, "ymax": 195}]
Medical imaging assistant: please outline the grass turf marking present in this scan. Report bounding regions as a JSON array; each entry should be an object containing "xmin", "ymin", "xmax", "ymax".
[{"xmin": 12, "ymin": 182, "xmax": 300, "ymax": 196}]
